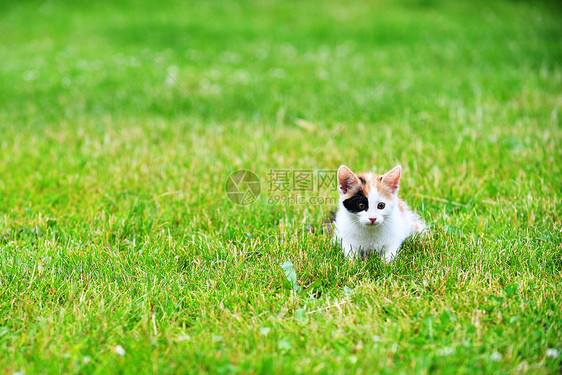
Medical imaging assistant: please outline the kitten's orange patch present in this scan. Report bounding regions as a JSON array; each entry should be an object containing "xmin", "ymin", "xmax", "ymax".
[
  {"xmin": 375, "ymin": 178, "xmax": 394, "ymax": 200},
  {"xmin": 354, "ymin": 172, "xmax": 394, "ymax": 199},
  {"xmin": 340, "ymin": 167, "xmax": 398, "ymax": 200},
  {"xmin": 356, "ymin": 173, "xmax": 372, "ymax": 195}
]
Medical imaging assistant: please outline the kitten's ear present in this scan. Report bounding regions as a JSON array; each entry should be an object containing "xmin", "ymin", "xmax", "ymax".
[
  {"xmin": 381, "ymin": 165, "xmax": 401, "ymax": 194},
  {"xmin": 337, "ymin": 165, "xmax": 360, "ymax": 195}
]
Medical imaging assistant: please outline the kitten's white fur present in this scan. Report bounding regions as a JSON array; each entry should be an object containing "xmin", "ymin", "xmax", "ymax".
[{"xmin": 334, "ymin": 165, "xmax": 425, "ymax": 263}]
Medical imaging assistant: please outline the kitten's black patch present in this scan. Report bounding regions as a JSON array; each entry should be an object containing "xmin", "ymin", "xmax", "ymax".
[
  {"xmin": 343, "ymin": 189, "xmax": 368, "ymax": 213},
  {"xmin": 358, "ymin": 176, "xmax": 366, "ymax": 185}
]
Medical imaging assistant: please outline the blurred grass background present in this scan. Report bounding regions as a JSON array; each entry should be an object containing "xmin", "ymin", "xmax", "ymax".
[{"xmin": 0, "ymin": 0, "xmax": 561, "ymax": 373}]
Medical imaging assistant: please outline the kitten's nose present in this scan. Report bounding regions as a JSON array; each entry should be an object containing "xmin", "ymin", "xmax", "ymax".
[{"xmin": 369, "ymin": 218, "xmax": 376, "ymax": 223}]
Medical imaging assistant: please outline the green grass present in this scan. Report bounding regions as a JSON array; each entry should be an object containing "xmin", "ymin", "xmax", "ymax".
[{"xmin": 1, "ymin": 0, "xmax": 561, "ymax": 373}]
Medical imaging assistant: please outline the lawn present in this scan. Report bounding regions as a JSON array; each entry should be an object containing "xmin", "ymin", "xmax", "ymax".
[{"xmin": 0, "ymin": 0, "xmax": 561, "ymax": 373}]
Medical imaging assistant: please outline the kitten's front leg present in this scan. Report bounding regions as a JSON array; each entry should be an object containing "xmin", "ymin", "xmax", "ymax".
[
  {"xmin": 381, "ymin": 243, "xmax": 401, "ymax": 264},
  {"xmin": 334, "ymin": 234, "xmax": 358, "ymax": 259},
  {"xmin": 342, "ymin": 242, "xmax": 359, "ymax": 259}
]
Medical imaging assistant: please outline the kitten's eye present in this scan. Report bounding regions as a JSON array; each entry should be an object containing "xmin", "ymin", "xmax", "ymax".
[
  {"xmin": 377, "ymin": 202, "xmax": 385, "ymax": 210},
  {"xmin": 358, "ymin": 202, "xmax": 366, "ymax": 210}
]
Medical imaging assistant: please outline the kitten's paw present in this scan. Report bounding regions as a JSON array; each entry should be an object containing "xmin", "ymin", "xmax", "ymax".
[
  {"xmin": 342, "ymin": 245, "xmax": 359, "ymax": 260},
  {"xmin": 381, "ymin": 246, "xmax": 400, "ymax": 264},
  {"xmin": 382, "ymin": 254, "xmax": 395, "ymax": 264}
]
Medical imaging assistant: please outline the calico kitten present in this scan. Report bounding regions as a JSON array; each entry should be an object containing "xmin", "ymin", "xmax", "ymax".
[{"xmin": 334, "ymin": 164, "xmax": 425, "ymax": 262}]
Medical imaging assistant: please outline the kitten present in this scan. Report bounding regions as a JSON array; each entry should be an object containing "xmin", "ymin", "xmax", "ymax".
[{"xmin": 334, "ymin": 164, "xmax": 425, "ymax": 262}]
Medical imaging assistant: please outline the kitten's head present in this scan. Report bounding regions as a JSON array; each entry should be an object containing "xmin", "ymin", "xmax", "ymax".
[{"xmin": 337, "ymin": 164, "xmax": 402, "ymax": 227}]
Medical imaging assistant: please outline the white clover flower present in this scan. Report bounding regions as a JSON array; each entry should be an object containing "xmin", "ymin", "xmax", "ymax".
[
  {"xmin": 490, "ymin": 351, "xmax": 502, "ymax": 361},
  {"xmin": 114, "ymin": 345, "xmax": 126, "ymax": 357},
  {"xmin": 437, "ymin": 347, "xmax": 455, "ymax": 356},
  {"xmin": 177, "ymin": 334, "xmax": 191, "ymax": 342},
  {"xmin": 546, "ymin": 348, "xmax": 559, "ymax": 358}
]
